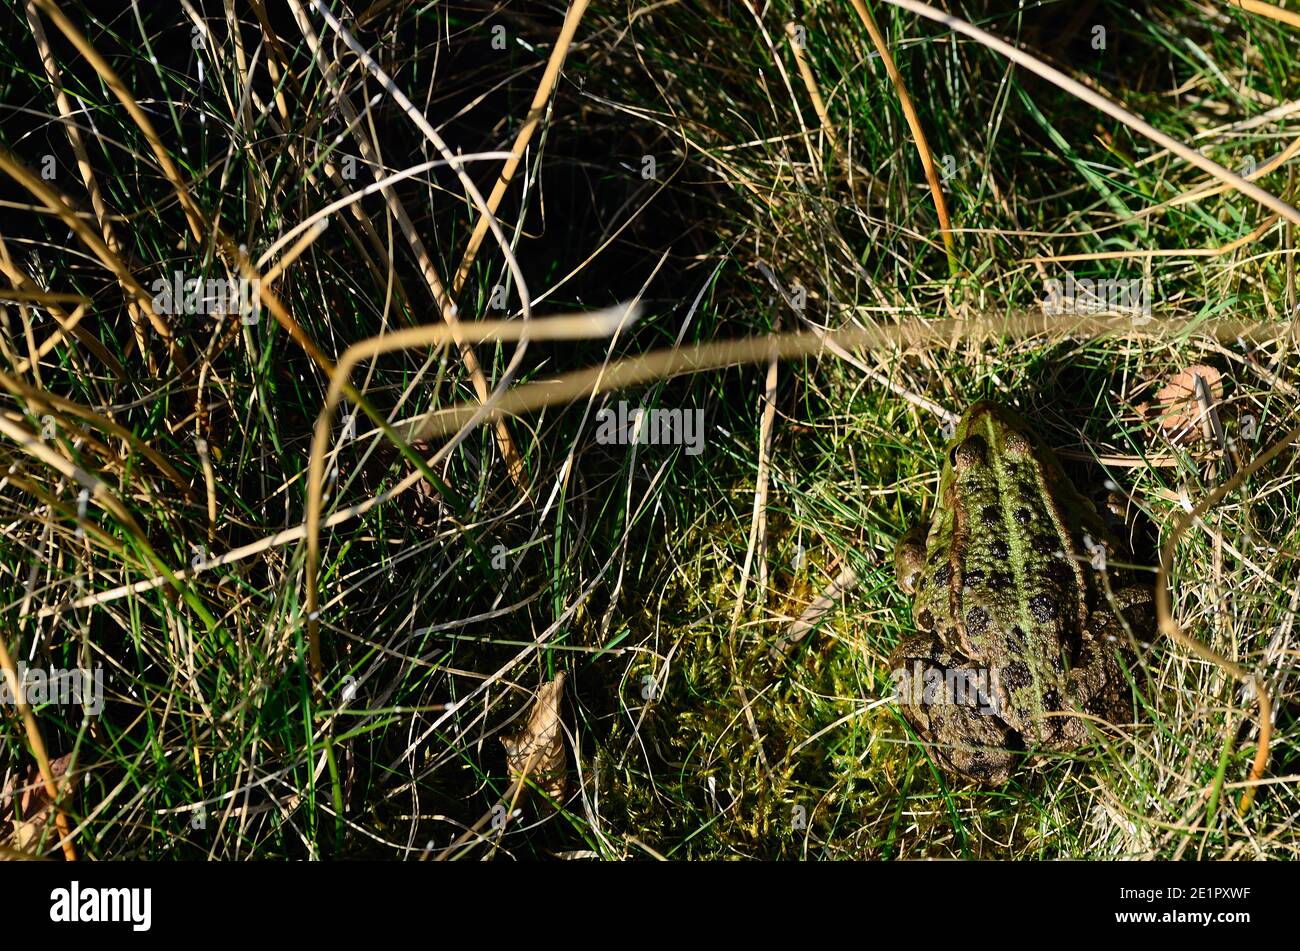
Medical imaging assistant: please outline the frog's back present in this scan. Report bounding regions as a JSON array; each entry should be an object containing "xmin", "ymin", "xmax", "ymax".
[{"xmin": 911, "ymin": 402, "xmax": 1107, "ymax": 734}]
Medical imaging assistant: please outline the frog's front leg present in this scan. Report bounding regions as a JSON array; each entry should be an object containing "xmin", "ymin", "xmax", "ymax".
[
  {"xmin": 889, "ymin": 633, "xmax": 1021, "ymax": 784},
  {"xmin": 893, "ymin": 523, "xmax": 930, "ymax": 595}
]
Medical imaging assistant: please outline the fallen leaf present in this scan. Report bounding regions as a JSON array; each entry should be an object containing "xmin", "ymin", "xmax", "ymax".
[
  {"xmin": 2, "ymin": 753, "xmax": 75, "ymax": 852},
  {"xmin": 1149, "ymin": 364, "xmax": 1224, "ymax": 446},
  {"xmin": 501, "ymin": 673, "xmax": 567, "ymax": 801}
]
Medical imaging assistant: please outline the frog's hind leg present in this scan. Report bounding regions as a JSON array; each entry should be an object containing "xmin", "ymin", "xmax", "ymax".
[
  {"xmin": 1052, "ymin": 589, "xmax": 1148, "ymax": 750},
  {"xmin": 889, "ymin": 633, "xmax": 1022, "ymax": 784}
]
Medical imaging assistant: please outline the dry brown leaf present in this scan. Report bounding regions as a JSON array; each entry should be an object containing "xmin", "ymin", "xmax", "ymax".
[
  {"xmin": 2, "ymin": 753, "xmax": 75, "ymax": 852},
  {"xmin": 1148, "ymin": 364, "xmax": 1224, "ymax": 445},
  {"xmin": 501, "ymin": 673, "xmax": 567, "ymax": 801}
]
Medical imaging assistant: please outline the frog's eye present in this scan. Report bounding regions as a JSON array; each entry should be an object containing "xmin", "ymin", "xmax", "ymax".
[{"xmin": 951, "ymin": 435, "xmax": 988, "ymax": 472}]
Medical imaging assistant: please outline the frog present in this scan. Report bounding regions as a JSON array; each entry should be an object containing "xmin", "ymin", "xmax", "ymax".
[{"xmin": 888, "ymin": 401, "xmax": 1150, "ymax": 784}]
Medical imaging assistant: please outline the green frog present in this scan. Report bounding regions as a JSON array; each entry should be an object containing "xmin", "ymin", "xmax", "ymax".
[{"xmin": 889, "ymin": 401, "xmax": 1149, "ymax": 784}]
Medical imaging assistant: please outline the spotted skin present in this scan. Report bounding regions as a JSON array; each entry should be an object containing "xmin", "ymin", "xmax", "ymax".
[{"xmin": 890, "ymin": 402, "xmax": 1149, "ymax": 784}]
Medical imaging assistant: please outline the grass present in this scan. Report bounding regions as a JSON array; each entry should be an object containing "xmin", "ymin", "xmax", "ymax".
[{"xmin": 0, "ymin": 0, "xmax": 1296, "ymax": 860}]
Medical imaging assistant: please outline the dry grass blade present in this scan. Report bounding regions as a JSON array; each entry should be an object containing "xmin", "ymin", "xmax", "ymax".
[
  {"xmin": 449, "ymin": 0, "xmax": 594, "ymax": 299},
  {"xmin": 730, "ymin": 345, "xmax": 779, "ymax": 631},
  {"xmin": 402, "ymin": 311, "xmax": 1297, "ymax": 444},
  {"xmin": 845, "ymin": 0, "xmax": 956, "ymax": 268},
  {"xmin": 786, "ymin": 21, "xmax": 839, "ymax": 153},
  {"xmin": 1219, "ymin": 0, "xmax": 1300, "ymax": 29},
  {"xmin": 0, "ymin": 639, "xmax": 75, "ymax": 860},
  {"xmin": 31, "ymin": 309, "xmax": 1300, "ymax": 623}
]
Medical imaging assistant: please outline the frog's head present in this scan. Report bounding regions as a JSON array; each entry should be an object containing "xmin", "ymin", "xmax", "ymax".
[
  {"xmin": 942, "ymin": 401, "xmax": 1102, "ymax": 542},
  {"xmin": 953, "ymin": 400, "xmax": 1034, "ymax": 443},
  {"xmin": 945, "ymin": 401, "xmax": 1041, "ymax": 476}
]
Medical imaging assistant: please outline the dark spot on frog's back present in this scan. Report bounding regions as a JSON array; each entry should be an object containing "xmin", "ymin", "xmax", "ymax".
[
  {"xmin": 980, "ymin": 504, "xmax": 1000, "ymax": 528},
  {"xmin": 989, "ymin": 538, "xmax": 1009, "ymax": 560},
  {"xmin": 931, "ymin": 562, "xmax": 952, "ymax": 586},
  {"xmin": 1014, "ymin": 506, "xmax": 1032, "ymax": 526},
  {"xmin": 1033, "ymin": 535, "xmax": 1058, "ymax": 556},
  {"xmin": 1028, "ymin": 594, "xmax": 1055, "ymax": 623},
  {"xmin": 1001, "ymin": 660, "xmax": 1032, "ymax": 690},
  {"xmin": 965, "ymin": 605, "xmax": 990, "ymax": 636},
  {"xmin": 989, "ymin": 570, "xmax": 1013, "ymax": 591}
]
